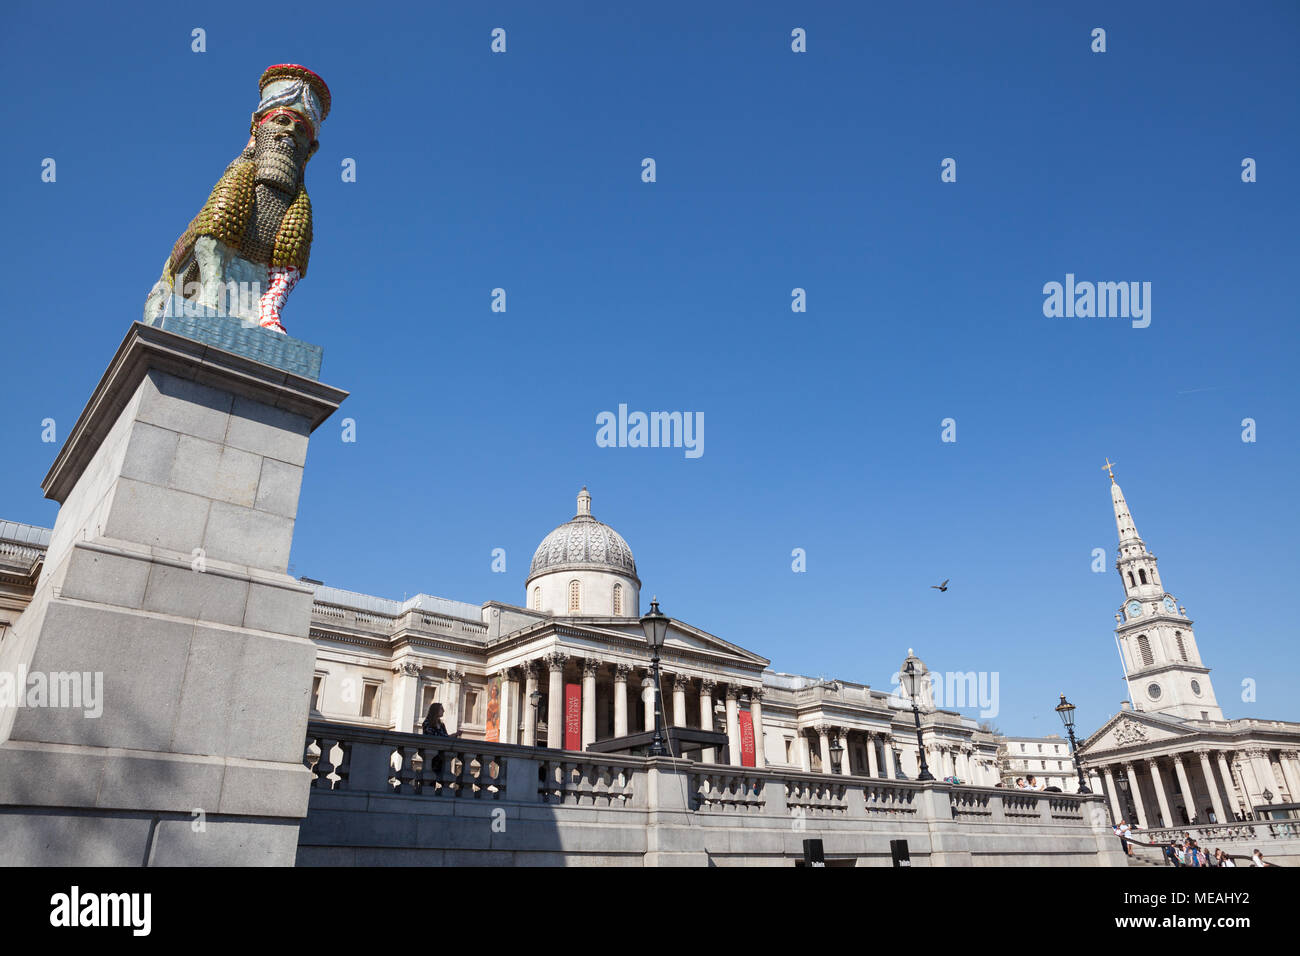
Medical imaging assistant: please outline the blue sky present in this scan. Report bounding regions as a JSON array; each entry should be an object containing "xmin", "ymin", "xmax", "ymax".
[{"xmin": 2, "ymin": 1, "xmax": 1297, "ymax": 736}]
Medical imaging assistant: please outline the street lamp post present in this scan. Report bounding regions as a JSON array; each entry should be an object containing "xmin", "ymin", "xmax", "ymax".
[
  {"xmin": 900, "ymin": 651, "xmax": 934, "ymax": 782},
  {"xmin": 1055, "ymin": 693, "xmax": 1091, "ymax": 794},
  {"xmin": 640, "ymin": 597, "xmax": 670, "ymax": 757},
  {"xmin": 529, "ymin": 690, "xmax": 542, "ymax": 748}
]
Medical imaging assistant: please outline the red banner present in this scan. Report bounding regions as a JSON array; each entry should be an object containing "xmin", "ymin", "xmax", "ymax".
[
  {"xmin": 484, "ymin": 676, "xmax": 501, "ymax": 743},
  {"xmin": 564, "ymin": 683, "xmax": 582, "ymax": 751},
  {"xmin": 739, "ymin": 710, "xmax": 756, "ymax": 767}
]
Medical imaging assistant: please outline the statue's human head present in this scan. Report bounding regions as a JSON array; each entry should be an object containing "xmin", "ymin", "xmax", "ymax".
[
  {"xmin": 251, "ymin": 110, "xmax": 314, "ymax": 191},
  {"xmin": 247, "ymin": 64, "xmax": 330, "ymax": 190}
]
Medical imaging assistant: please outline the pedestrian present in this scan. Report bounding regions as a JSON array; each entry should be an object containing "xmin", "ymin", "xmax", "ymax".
[
  {"xmin": 422, "ymin": 701, "xmax": 453, "ymax": 736},
  {"xmin": 1251, "ymin": 849, "xmax": 1271, "ymax": 867}
]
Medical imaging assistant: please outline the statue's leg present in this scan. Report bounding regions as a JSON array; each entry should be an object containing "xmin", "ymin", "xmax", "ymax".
[{"xmin": 258, "ymin": 265, "xmax": 300, "ymax": 334}]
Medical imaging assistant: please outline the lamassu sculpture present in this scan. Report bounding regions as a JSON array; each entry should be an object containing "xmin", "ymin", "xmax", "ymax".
[{"xmin": 144, "ymin": 64, "xmax": 330, "ymax": 334}]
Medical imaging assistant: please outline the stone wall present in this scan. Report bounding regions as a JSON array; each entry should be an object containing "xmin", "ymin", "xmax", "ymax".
[{"xmin": 297, "ymin": 721, "xmax": 1128, "ymax": 867}]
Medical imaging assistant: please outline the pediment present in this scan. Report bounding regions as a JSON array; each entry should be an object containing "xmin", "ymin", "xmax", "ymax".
[
  {"xmin": 1079, "ymin": 712, "xmax": 1187, "ymax": 755},
  {"xmin": 553, "ymin": 618, "xmax": 770, "ymax": 668}
]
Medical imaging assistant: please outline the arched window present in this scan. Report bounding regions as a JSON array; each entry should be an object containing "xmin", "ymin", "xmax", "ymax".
[
  {"xmin": 1175, "ymin": 632, "xmax": 1188, "ymax": 661},
  {"xmin": 1139, "ymin": 569, "xmax": 1148, "ymax": 585},
  {"xmin": 532, "ymin": 587, "xmax": 541, "ymax": 610},
  {"xmin": 568, "ymin": 580, "xmax": 580, "ymax": 614},
  {"xmin": 612, "ymin": 583, "xmax": 623, "ymax": 616},
  {"xmin": 1127, "ymin": 571, "xmax": 1136, "ymax": 588},
  {"xmin": 1137, "ymin": 634, "xmax": 1153, "ymax": 667}
]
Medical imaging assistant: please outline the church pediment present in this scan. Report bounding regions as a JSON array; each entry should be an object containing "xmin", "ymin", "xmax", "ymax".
[{"xmin": 1079, "ymin": 712, "xmax": 1187, "ymax": 755}]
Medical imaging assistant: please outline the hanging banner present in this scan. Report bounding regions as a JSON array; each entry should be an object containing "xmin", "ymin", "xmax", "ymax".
[
  {"xmin": 739, "ymin": 710, "xmax": 756, "ymax": 767},
  {"xmin": 484, "ymin": 676, "xmax": 501, "ymax": 742},
  {"xmin": 565, "ymin": 682, "xmax": 582, "ymax": 751}
]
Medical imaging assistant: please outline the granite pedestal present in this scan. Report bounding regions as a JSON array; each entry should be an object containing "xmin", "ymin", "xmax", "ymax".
[{"xmin": 0, "ymin": 322, "xmax": 346, "ymax": 865}]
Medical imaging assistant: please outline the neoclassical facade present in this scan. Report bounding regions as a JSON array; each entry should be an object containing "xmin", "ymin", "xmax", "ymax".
[
  {"xmin": 302, "ymin": 489, "xmax": 1000, "ymax": 783},
  {"xmin": 0, "ymin": 489, "xmax": 997, "ymax": 784},
  {"xmin": 1078, "ymin": 470, "xmax": 1300, "ymax": 830}
]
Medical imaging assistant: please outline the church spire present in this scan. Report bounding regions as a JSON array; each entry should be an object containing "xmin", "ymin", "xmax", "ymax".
[
  {"xmin": 1109, "ymin": 472, "xmax": 1142, "ymax": 547},
  {"xmin": 1106, "ymin": 468, "xmax": 1222, "ymax": 721}
]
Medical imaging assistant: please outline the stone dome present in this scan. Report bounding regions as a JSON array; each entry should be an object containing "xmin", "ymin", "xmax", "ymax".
[{"xmin": 528, "ymin": 488, "xmax": 638, "ymax": 582}]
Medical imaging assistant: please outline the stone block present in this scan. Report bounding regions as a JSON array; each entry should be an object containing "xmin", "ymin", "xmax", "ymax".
[
  {"xmin": 11, "ymin": 602, "xmax": 193, "ymax": 752},
  {"xmin": 242, "ymin": 578, "xmax": 313, "ymax": 636},
  {"xmin": 102, "ymin": 478, "xmax": 211, "ymax": 555},
  {"xmin": 58, "ymin": 545, "xmax": 151, "ymax": 610},
  {"xmin": 96, "ymin": 753, "xmax": 225, "ymax": 813},
  {"xmin": 119, "ymin": 421, "xmax": 181, "ymax": 486},
  {"xmin": 0, "ymin": 741, "xmax": 105, "ymax": 807},
  {"xmin": 168, "ymin": 436, "xmax": 262, "ymax": 508},
  {"xmin": 226, "ymin": 631, "xmax": 316, "ymax": 762},
  {"xmin": 142, "ymin": 562, "xmax": 249, "ymax": 628},
  {"xmin": 225, "ymin": 395, "xmax": 310, "ymax": 467},
  {"xmin": 217, "ymin": 763, "xmax": 312, "ymax": 818},
  {"xmin": 203, "ymin": 500, "xmax": 294, "ymax": 571},
  {"xmin": 149, "ymin": 817, "xmax": 302, "ymax": 866},
  {"xmin": 136, "ymin": 370, "xmax": 233, "ymax": 445},
  {"xmin": 254, "ymin": 457, "xmax": 303, "ymax": 519},
  {"xmin": 169, "ymin": 625, "xmax": 246, "ymax": 755},
  {"xmin": 0, "ymin": 809, "xmax": 152, "ymax": 866}
]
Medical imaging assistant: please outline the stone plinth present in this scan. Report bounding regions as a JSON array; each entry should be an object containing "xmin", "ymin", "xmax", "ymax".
[{"xmin": 0, "ymin": 322, "xmax": 346, "ymax": 866}]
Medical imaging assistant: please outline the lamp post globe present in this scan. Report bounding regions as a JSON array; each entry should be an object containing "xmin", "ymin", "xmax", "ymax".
[
  {"xmin": 901, "ymin": 650, "xmax": 934, "ymax": 782},
  {"xmin": 1055, "ymin": 693, "xmax": 1091, "ymax": 794},
  {"xmin": 640, "ymin": 597, "xmax": 670, "ymax": 757}
]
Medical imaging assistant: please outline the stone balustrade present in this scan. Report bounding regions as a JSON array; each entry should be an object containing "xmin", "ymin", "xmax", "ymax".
[{"xmin": 298, "ymin": 720, "xmax": 1128, "ymax": 866}]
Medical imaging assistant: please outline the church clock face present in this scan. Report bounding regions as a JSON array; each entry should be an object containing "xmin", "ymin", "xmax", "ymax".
[
  {"xmin": 1127, "ymin": 601, "xmax": 1142, "ymax": 619},
  {"xmin": 1163, "ymin": 597, "xmax": 1177, "ymax": 614}
]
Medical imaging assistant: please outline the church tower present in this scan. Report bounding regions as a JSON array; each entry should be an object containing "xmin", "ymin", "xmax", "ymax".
[{"xmin": 1107, "ymin": 462, "xmax": 1223, "ymax": 721}]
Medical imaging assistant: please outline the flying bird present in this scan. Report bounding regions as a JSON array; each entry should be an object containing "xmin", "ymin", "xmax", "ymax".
[{"xmin": 931, "ymin": 579, "xmax": 949, "ymax": 592}]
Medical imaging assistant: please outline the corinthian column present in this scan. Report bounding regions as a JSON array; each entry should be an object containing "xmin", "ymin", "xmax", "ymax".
[
  {"xmin": 545, "ymin": 653, "xmax": 567, "ymax": 749},
  {"xmin": 1172, "ymin": 754, "xmax": 1197, "ymax": 823},
  {"xmin": 818, "ymin": 725, "xmax": 832, "ymax": 775},
  {"xmin": 883, "ymin": 737, "xmax": 897, "ymax": 780},
  {"xmin": 612, "ymin": 664, "xmax": 630, "ymax": 738},
  {"xmin": 672, "ymin": 674, "xmax": 688, "ymax": 727},
  {"xmin": 1123, "ymin": 762, "xmax": 1149, "ymax": 830},
  {"xmin": 865, "ymin": 732, "xmax": 879, "ymax": 778},
  {"xmin": 1197, "ymin": 750, "xmax": 1226, "ymax": 824},
  {"xmin": 725, "ymin": 685, "xmax": 742, "ymax": 766},
  {"xmin": 1102, "ymin": 765, "xmax": 1124, "ymax": 823},
  {"xmin": 699, "ymin": 679, "xmax": 716, "ymax": 763},
  {"xmin": 749, "ymin": 687, "xmax": 766, "ymax": 769},
  {"xmin": 1146, "ymin": 758, "xmax": 1173, "ymax": 828},
  {"xmin": 581, "ymin": 658, "xmax": 598, "ymax": 750},
  {"xmin": 522, "ymin": 662, "xmax": 539, "ymax": 746},
  {"xmin": 443, "ymin": 669, "xmax": 464, "ymax": 736}
]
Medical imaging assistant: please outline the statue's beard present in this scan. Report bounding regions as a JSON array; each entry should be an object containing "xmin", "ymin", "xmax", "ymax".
[{"xmin": 254, "ymin": 129, "xmax": 302, "ymax": 192}]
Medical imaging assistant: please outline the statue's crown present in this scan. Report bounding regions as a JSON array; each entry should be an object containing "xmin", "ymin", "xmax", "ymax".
[{"xmin": 255, "ymin": 64, "xmax": 331, "ymax": 138}]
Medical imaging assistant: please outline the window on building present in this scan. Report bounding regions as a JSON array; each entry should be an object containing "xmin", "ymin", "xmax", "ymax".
[
  {"xmin": 1139, "ymin": 569, "xmax": 1148, "ymax": 585},
  {"xmin": 568, "ymin": 580, "xmax": 580, "ymax": 614},
  {"xmin": 532, "ymin": 587, "xmax": 541, "ymax": 610},
  {"xmin": 362, "ymin": 682, "xmax": 380, "ymax": 718},
  {"xmin": 1137, "ymin": 634, "xmax": 1154, "ymax": 666},
  {"xmin": 613, "ymin": 583, "xmax": 623, "ymax": 616},
  {"xmin": 1175, "ymin": 632, "xmax": 1188, "ymax": 661},
  {"xmin": 311, "ymin": 675, "xmax": 324, "ymax": 712},
  {"xmin": 464, "ymin": 691, "xmax": 479, "ymax": 724},
  {"xmin": 1128, "ymin": 571, "xmax": 1136, "ymax": 588}
]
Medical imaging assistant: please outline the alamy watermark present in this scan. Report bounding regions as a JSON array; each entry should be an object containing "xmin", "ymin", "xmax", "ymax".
[
  {"xmin": 596, "ymin": 404, "xmax": 703, "ymax": 459},
  {"xmin": 888, "ymin": 669, "xmax": 1000, "ymax": 719},
  {"xmin": 1042, "ymin": 274, "xmax": 1151, "ymax": 328},
  {"xmin": 0, "ymin": 668, "xmax": 103, "ymax": 718}
]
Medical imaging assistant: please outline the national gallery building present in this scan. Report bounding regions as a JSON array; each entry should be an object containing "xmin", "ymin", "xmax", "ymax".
[{"xmin": 0, "ymin": 488, "xmax": 1000, "ymax": 787}]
